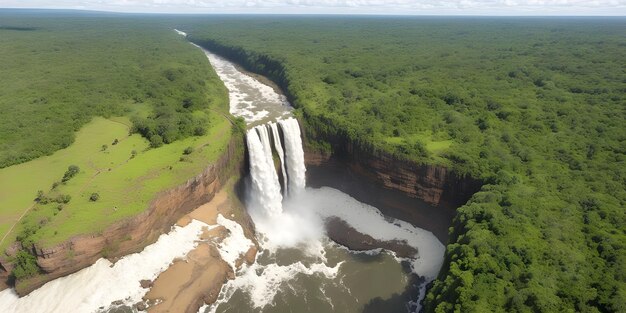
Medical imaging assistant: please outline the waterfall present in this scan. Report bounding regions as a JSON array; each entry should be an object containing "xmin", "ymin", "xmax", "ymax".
[
  {"xmin": 246, "ymin": 117, "xmax": 306, "ymax": 216},
  {"xmin": 246, "ymin": 125, "xmax": 283, "ymax": 216},
  {"xmin": 269, "ymin": 122, "xmax": 288, "ymax": 195},
  {"xmin": 279, "ymin": 118, "xmax": 306, "ymax": 195}
]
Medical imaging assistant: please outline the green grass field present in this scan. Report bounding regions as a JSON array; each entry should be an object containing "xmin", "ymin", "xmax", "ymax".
[
  {"xmin": 0, "ymin": 117, "xmax": 131, "ymax": 245},
  {"xmin": 0, "ymin": 113, "xmax": 232, "ymax": 251}
]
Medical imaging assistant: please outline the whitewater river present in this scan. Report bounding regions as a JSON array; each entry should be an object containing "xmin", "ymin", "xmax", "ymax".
[
  {"xmin": 0, "ymin": 31, "xmax": 444, "ymax": 313},
  {"xmin": 195, "ymin": 36, "xmax": 445, "ymax": 313}
]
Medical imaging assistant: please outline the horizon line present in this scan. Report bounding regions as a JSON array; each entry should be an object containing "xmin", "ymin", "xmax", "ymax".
[{"xmin": 1, "ymin": 7, "xmax": 625, "ymax": 17}]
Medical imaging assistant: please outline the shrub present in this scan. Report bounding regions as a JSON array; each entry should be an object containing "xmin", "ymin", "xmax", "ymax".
[
  {"xmin": 35, "ymin": 190, "xmax": 45, "ymax": 202},
  {"xmin": 183, "ymin": 146, "xmax": 194, "ymax": 155},
  {"xmin": 89, "ymin": 193, "xmax": 100, "ymax": 202},
  {"xmin": 101, "ymin": 144, "xmax": 108, "ymax": 151},
  {"xmin": 11, "ymin": 251, "xmax": 40, "ymax": 280},
  {"xmin": 62, "ymin": 165, "xmax": 80, "ymax": 182},
  {"xmin": 55, "ymin": 194, "xmax": 71, "ymax": 204}
]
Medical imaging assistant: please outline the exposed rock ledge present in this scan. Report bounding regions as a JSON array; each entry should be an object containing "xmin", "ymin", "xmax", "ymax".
[
  {"xmin": 1, "ymin": 137, "xmax": 245, "ymax": 296},
  {"xmin": 325, "ymin": 217, "xmax": 417, "ymax": 258}
]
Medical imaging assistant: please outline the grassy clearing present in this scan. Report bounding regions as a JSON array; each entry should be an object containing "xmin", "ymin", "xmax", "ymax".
[
  {"xmin": 0, "ymin": 117, "xmax": 130, "ymax": 248},
  {"xmin": 384, "ymin": 133, "xmax": 452, "ymax": 156},
  {"xmin": 0, "ymin": 114, "xmax": 231, "ymax": 251}
]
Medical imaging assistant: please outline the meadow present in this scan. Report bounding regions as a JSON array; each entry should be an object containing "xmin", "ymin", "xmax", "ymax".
[{"xmin": 179, "ymin": 16, "xmax": 626, "ymax": 312}]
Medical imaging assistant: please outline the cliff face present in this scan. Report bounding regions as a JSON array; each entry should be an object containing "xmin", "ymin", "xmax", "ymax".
[
  {"xmin": 4, "ymin": 137, "xmax": 244, "ymax": 296},
  {"xmin": 305, "ymin": 135, "xmax": 480, "ymax": 208},
  {"xmin": 303, "ymin": 127, "xmax": 482, "ymax": 243}
]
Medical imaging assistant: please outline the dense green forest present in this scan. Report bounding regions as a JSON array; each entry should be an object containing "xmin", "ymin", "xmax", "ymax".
[
  {"xmin": 179, "ymin": 17, "xmax": 626, "ymax": 312},
  {"xmin": 0, "ymin": 11, "xmax": 227, "ymax": 168}
]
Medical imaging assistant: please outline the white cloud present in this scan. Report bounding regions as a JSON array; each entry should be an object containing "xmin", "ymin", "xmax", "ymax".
[{"xmin": 1, "ymin": 0, "xmax": 625, "ymax": 14}]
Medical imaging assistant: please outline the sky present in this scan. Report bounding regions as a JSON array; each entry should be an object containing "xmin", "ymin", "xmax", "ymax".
[{"xmin": 1, "ymin": 0, "xmax": 625, "ymax": 15}]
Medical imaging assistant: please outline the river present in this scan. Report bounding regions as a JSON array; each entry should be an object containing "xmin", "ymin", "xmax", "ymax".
[
  {"xmin": 195, "ymin": 36, "xmax": 444, "ymax": 313},
  {"xmin": 0, "ymin": 31, "xmax": 444, "ymax": 313}
]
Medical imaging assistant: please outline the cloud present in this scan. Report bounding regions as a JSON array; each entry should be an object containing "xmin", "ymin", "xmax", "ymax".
[{"xmin": 1, "ymin": 0, "xmax": 625, "ymax": 14}]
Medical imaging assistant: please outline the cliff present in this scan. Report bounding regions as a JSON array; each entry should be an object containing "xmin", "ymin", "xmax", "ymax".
[
  {"xmin": 302, "ymin": 124, "xmax": 482, "ymax": 243},
  {"xmin": 3, "ymin": 137, "xmax": 245, "ymax": 296},
  {"xmin": 305, "ymin": 141, "xmax": 480, "ymax": 208}
]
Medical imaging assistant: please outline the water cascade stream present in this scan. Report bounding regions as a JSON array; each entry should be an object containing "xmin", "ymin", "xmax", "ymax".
[{"xmin": 199, "ymin": 41, "xmax": 445, "ymax": 313}]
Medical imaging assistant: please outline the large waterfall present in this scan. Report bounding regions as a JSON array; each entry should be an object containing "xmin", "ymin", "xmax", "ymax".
[
  {"xmin": 198, "ymin": 42, "xmax": 444, "ymax": 313},
  {"xmin": 229, "ymin": 114, "xmax": 444, "ymax": 313},
  {"xmin": 246, "ymin": 117, "xmax": 306, "ymax": 215}
]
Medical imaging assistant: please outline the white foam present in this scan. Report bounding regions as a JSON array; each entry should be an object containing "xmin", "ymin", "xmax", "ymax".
[
  {"xmin": 215, "ymin": 214, "xmax": 255, "ymax": 270},
  {"xmin": 173, "ymin": 29, "xmax": 187, "ymax": 37},
  {"xmin": 285, "ymin": 187, "xmax": 445, "ymax": 280},
  {"xmin": 206, "ymin": 260, "xmax": 342, "ymax": 312},
  {"xmin": 249, "ymin": 206, "xmax": 326, "ymax": 256},
  {"xmin": 195, "ymin": 45, "xmax": 292, "ymax": 126},
  {"xmin": 0, "ymin": 220, "xmax": 211, "ymax": 313}
]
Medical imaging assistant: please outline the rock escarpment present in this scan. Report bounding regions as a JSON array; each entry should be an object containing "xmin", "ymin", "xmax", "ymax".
[
  {"xmin": 2, "ymin": 138, "xmax": 245, "ymax": 296},
  {"xmin": 303, "ymin": 124, "xmax": 482, "ymax": 243}
]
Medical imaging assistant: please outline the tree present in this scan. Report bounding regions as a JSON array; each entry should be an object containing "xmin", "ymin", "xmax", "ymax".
[
  {"xmin": 149, "ymin": 135, "xmax": 163, "ymax": 148},
  {"xmin": 62, "ymin": 165, "xmax": 80, "ymax": 182},
  {"xmin": 11, "ymin": 251, "xmax": 40, "ymax": 280}
]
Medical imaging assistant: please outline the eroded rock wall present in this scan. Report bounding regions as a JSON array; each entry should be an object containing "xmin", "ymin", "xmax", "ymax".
[{"xmin": 302, "ymin": 122, "xmax": 482, "ymax": 243}]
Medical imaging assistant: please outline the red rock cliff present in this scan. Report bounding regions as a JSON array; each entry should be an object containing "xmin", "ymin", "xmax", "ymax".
[
  {"xmin": 302, "ymin": 123, "xmax": 482, "ymax": 243},
  {"xmin": 305, "ymin": 138, "xmax": 480, "ymax": 209}
]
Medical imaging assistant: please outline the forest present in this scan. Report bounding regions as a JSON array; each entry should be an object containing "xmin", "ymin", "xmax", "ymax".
[
  {"xmin": 0, "ymin": 11, "xmax": 227, "ymax": 168},
  {"xmin": 178, "ymin": 16, "xmax": 626, "ymax": 312}
]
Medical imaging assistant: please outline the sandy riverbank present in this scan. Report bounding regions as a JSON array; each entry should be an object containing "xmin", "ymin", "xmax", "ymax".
[{"xmin": 143, "ymin": 188, "xmax": 257, "ymax": 313}]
